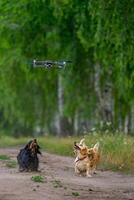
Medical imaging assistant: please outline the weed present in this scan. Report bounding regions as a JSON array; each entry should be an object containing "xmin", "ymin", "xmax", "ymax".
[
  {"xmin": 31, "ymin": 175, "xmax": 44, "ymax": 183},
  {"xmin": 52, "ymin": 180, "xmax": 63, "ymax": 188},
  {"xmin": 0, "ymin": 155, "xmax": 10, "ymax": 160},
  {"xmin": 6, "ymin": 160, "xmax": 17, "ymax": 168},
  {"xmin": 72, "ymin": 192, "xmax": 80, "ymax": 196}
]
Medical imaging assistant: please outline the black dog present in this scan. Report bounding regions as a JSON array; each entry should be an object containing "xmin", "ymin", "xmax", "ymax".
[{"xmin": 17, "ymin": 139, "xmax": 41, "ymax": 172}]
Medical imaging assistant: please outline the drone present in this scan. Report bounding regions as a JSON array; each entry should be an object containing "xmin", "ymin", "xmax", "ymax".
[{"xmin": 32, "ymin": 60, "xmax": 72, "ymax": 69}]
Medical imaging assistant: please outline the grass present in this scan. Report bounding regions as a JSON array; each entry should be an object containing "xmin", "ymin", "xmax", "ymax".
[
  {"xmin": 0, "ymin": 136, "xmax": 32, "ymax": 147},
  {"xmin": 6, "ymin": 160, "xmax": 17, "ymax": 168},
  {"xmin": 0, "ymin": 154, "xmax": 10, "ymax": 160},
  {"xmin": 72, "ymin": 192, "xmax": 80, "ymax": 197},
  {"xmin": 39, "ymin": 136, "xmax": 74, "ymax": 157},
  {"xmin": 99, "ymin": 135, "xmax": 134, "ymax": 173},
  {"xmin": 0, "ymin": 154, "xmax": 17, "ymax": 168},
  {"xmin": 51, "ymin": 180, "xmax": 63, "ymax": 188},
  {"xmin": 31, "ymin": 175, "xmax": 44, "ymax": 183},
  {"xmin": 0, "ymin": 134, "xmax": 134, "ymax": 173}
]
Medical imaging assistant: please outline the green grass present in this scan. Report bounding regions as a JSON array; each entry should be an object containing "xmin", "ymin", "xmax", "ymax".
[
  {"xmin": 51, "ymin": 180, "xmax": 63, "ymax": 188},
  {"xmin": 39, "ymin": 136, "xmax": 75, "ymax": 157},
  {"xmin": 0, "ymin": 134, "xmax": 134, "ymax": 173},
  {"xmin": 101, "ymin": 135, "xmax": 134, "ymax": 173},
  {"xmin": 6, "ymin": 160, "xmax": 17, "ymax": 168},
  {"xmin": 0, "ymin": 136, "xmax": 32, "ymax": 147},
  {"xmin": 31, "ymin": 175, "xmax": 44, "ymax": 183},
  {"xmin": 72, "ymin": 192, "xmax": 80, "ymax": 197},
  {"xmin": 0, "ymin": 154, "xmax": 10, "ymax": 160}
]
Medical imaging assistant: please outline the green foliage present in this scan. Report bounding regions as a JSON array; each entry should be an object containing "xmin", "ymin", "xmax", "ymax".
[
  {"xmin": 6, "ymin": 160, "xmax": 17, "ymax": 168},
  {"xmin": 52, "ymin": 180, "xmax": 63, "ymax": 188},
  {"xmin": 0, "ymin": 136, "xmax": 31, "ymax": 147},
  {"xmin": 39, "ymin": 136, "xmax": 74, "ymax": 156},
  {"xmin": 31, "ymin": 175, "xmax": 44, "ymax": 183},
  {"xmin": 0, "ymin": 0, "xmax": 133, "ymax": 135},
  {"xmin": 0, "ymin": 154, "xmax": 10, "ymax": 160},
  {"xmin": 72, "ymin": 192, "xmax": 80, "ymax": 197}
]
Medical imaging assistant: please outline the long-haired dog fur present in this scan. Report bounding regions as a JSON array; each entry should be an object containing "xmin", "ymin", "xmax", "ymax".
[
  {"xmin": 74, "ymin": 138, "xmax": 100, "ymax": 177},
  {"xmin": 17, "ymin": 139, "xmax": 41, "ymax": 172}
]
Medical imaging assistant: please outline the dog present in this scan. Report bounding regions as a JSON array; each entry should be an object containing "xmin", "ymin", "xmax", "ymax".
[
  {"xmin": 74, "ymin": 138, "xmax": 100, "ymax": 177},
  {"xmin": 17, "ymin": 139, "xmax": 41, "ymax": 172}
]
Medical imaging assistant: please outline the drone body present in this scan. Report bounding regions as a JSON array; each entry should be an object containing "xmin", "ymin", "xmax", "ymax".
[{"xmin": 32, "ymin": 60, "xmax": 72, "ymax": 69}]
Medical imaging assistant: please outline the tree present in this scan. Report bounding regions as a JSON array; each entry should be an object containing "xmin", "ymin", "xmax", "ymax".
[{"xmin": 0, "ymin": 0, "xmax": 133, "ymax": 136}]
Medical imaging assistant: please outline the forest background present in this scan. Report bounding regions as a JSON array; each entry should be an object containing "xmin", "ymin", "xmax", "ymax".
[{"xmin": 0, "ymin": 0, "xmax": 134, "ymax": 137}]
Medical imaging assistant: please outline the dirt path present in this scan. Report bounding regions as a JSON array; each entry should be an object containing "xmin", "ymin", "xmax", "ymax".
[{"xmin": 0, "ymin": 148, "xmax": 134, "ymax": 200}]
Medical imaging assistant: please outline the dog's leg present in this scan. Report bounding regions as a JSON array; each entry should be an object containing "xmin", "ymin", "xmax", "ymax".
[
  {"xmin": 92, "ymin": 164, "xmax": 97, "ymax": 174},
  {"xmin": 93, "ymin": 168, "xmax": 97, "ymax": 174},
  {"xmin": 75, "ymin": 165, "xmax": 81, "ymax": 175},
  {"xmin": 86, "ymin": 171, "xmax": 92, "ymax": 177},
  {"xmin": 86, "ymin": 164, "xmax": 92, "ymax": 178}
]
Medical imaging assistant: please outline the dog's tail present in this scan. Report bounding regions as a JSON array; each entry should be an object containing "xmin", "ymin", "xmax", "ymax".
[{"xmin": 93, "ymin": 142, "xmax": 99, "ymax": 151}]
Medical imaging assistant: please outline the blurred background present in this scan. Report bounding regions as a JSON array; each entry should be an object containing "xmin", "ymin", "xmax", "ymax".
[{"xmin": 0, "ymin": 0, "xmax": 134, "ymax": 137}]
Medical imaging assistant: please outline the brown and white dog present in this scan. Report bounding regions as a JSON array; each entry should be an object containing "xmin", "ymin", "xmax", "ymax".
[{"xmin": 74, "ymin": 139, "xmax": 100, "ymax": 177}]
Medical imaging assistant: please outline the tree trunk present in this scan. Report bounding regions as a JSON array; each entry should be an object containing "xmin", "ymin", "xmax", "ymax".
[
  {"xmin": 130, "ymin": 105, "xmax": 134, "ymax": 134},
  {"xmin": 94, "ymin": 63, "xmax": 103, "ymax": 122},
  {"xmin": 57, "ymin": 74, "xmax": 72, "ymax": 136},
  {"xmin": 74, "ymin": 110, "xmax": 79, "ymax": 135},
  {"xmin": 124, "ymin": 115, "xmax": 129, "ymax": 135},
  {"xmin": 94, "ymin": 63, "xmax": 113, "ymax": 125}
]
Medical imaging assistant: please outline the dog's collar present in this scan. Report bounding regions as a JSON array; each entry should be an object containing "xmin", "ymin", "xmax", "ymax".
[{"xmin": 75, "ymin": 156, "xmax": 87, "ymax": 163}]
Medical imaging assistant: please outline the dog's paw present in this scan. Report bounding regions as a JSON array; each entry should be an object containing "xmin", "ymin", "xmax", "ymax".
[{"xmin": 87, "ymin": 174, "xmax": 92, "ymax": 178}]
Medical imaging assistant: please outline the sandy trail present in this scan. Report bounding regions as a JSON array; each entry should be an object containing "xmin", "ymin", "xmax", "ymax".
[{"xmin": 0, "ymin": 148, "xmax": 134, "ymax": 200}]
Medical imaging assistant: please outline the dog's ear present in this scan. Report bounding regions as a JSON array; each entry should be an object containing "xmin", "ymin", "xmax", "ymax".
[
  {"xmin": 79, "ymin": 138, "xmax": 86, "ymax": 146},
  {"xmin": 33, "ymin": 138, "xmax": 37, "ymax": 143},
  {"xmin": 24, "ymin": 144, "xmax": 29, "ymax": 149},
  {"xmin": 93, "ymin": 142, "xmax": 99, "ymax": 151},
  {"xmin": 24, "ymin": 140, "xmax": 32, "ymax": 149},
  {"xmin": 74, "ymin": 142, "xmax": 81, "ymax": 150}
]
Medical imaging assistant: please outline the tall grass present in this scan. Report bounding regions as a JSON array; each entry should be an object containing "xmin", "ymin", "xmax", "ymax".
[
  {"xmin": 0, "ymin": 136, "xmax": 31, "ymax": 147},
  {"xmin": 0, "ymin": 134, "xmax": 134, "ymax": 173},
  {"xmin": 96, "ymin": 134, "xmax": 134, "ymax": 173}
]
